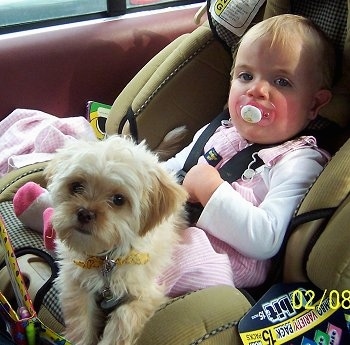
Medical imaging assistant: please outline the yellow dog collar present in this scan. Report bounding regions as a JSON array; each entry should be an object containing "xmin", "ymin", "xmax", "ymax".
[{"xmin": 74, "ymin": 250, "xmax": 150, "ymax": 269}]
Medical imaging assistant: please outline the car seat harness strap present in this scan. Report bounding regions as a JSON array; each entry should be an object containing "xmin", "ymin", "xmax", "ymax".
[{"xmin": 118, "ymin": 107, "xmax": 139, "ymax": 143}]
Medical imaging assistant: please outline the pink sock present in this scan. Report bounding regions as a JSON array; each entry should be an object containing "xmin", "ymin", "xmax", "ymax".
[
  {"xmin": 13, "ymin": 181, "xmax": 52, "ymax": 233},
  {"xmin": 43, "ymin": 208, "xmax": 56, "ymax": 251}
]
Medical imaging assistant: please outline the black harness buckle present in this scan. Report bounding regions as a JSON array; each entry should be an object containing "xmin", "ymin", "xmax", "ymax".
[{"xmin": 176, "ymin": 169, "xmax": 187, "ymax": 185}]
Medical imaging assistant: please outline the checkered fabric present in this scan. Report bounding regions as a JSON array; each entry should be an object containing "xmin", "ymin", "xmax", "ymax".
[
  {"xmin": 209, "ymin": 0, "xmax": 347, "ymax": 54},
  {"xmin": 209, "ymin": 17, "xmax": 241, "ymax": 53},
  {"xmin": 291, "ymin": 0, "xmax": 347, "ymax": 54},
  {"xmin": 0, "ymin": 201, "xmax": 64, "ymax": 325}
]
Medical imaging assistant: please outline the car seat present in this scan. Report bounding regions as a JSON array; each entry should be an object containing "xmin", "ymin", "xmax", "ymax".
[{"xmin": 0, "ymin": 0, "xmax": 349, "ymax": 344}]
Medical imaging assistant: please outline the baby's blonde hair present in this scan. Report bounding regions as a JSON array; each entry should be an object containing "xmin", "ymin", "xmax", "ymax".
[{"xmin": 232, "ymin": 14, "xmax": 336, "ymax": 89}]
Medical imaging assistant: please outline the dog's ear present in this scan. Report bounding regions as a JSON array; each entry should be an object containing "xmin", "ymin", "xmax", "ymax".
[
  {"xmin": 44, "ymin": 155, "xmax": 62, "ymax": 185},
  {"xmin": 44, "ymin": 149, "xmax": 71, "ymax": 185},
  {"xmin": 139, "ymin": 168, "xmax": 188, "ymax": 236}
]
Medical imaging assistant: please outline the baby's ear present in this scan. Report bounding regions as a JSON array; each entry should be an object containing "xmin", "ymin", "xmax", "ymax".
[{"xmin": 309, "ymin": 89, "xmax": 332, "ymax": 119}]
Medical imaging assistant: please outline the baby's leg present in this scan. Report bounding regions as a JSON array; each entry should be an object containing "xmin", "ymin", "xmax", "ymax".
[
  {"xmin": 13, "ymin": 182, "xmax": 56, "ymax": 250},
  {"xmin": 13, "ymin": 181, "xmax": 52, "ymax": 232}
]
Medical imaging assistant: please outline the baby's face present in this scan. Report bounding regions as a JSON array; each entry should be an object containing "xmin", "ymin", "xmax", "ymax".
[{"xmin": 228, "ymin": 34, "xmax": 331, "ymax": 144}]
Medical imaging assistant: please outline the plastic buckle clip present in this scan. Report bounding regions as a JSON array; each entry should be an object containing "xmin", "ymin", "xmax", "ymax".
[{"xmin": 176, "ymin": 169, "xmax": 187, "ymax": 185}]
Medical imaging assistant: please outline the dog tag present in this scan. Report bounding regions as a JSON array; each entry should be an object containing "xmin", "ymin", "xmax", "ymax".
[
  {"xmin": 100, "ymin": 296, "xmax": 124, "ymax": 311},
  {"xmin": 101, "ymin": 286, "xmax": 113, "ymax": 300},
  {"xmin": 100, "ymin": 292, "xmax": 128, "ymax": 312},
  {"xmin": 102, "ymin": 258, "xmax": 116, "ymax": 274}
]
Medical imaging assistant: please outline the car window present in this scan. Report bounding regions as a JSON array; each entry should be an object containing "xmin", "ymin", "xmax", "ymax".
[
  {"xmin": 0, "ymin": 0, "xmax": 106, "ymax": 27},
  {"xmin": 0, "ymin": 0, "xmax": 200, "ymax": 34}
]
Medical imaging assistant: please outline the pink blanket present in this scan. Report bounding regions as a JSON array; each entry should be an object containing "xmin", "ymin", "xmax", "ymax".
[{"xmin": 0, "ymin": 109, "xmax": 96, "ymax": 177}]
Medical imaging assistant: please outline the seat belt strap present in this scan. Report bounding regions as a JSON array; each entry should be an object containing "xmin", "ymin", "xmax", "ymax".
[
  {"xmin": 118, "ymin": 107, "xmax": 139, "ymax": 143},
  {"xmin": 182, "ymin": 109, "xmax": 230, "ymax": 173}
]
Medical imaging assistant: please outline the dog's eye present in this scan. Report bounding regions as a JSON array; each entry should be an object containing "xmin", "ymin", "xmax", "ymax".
[
  {"xmin": 112, "ymin": 194, "xmax": 125, "ymax": 206},
  {"xmin": 70, "ymin": 182, "xmax": 84, "ymax": 194}
]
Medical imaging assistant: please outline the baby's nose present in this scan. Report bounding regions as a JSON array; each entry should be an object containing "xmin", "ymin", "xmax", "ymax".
[{"xmin": 247, "ymin": 80, "xmax": 269, "ymax": 99}]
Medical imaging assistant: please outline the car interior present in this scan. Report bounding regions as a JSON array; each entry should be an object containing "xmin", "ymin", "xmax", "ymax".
[{"xmin": 0, "ymin": 0, "xmax": 349, "ymax": 344}]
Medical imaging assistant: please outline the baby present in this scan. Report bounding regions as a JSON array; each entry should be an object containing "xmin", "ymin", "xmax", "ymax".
[{"xmin": 157, "ymin": 13, "xmax": 335, "ymax": 295}]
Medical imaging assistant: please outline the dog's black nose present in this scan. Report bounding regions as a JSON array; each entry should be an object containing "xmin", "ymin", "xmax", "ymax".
[{"xmin": 77, "ymin": 208, "xmax": 95, "ymax": 224}]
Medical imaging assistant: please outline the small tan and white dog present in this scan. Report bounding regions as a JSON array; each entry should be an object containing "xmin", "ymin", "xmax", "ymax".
[{"xmin": 44, "ymin": 135, "xmax": 188, "ymax": 345}]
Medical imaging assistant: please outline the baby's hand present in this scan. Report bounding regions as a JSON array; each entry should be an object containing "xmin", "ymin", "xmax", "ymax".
[{"xmin": 183, "ymin": 164, "xmax": 224, "ymax": 205}]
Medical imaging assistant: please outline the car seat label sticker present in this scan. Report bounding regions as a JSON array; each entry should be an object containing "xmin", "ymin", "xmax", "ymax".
[
  {"xmin": 210, "ymin": 0, "xmax": 266, "ymax": 37},
  {"xmin": 204, "ymin": 147, "xmax": 222, "ymax": 167}
]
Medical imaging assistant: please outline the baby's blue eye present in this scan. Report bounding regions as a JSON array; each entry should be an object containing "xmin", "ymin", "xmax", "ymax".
[
  {"xmin": 238, "ymin": 72, "xmax": 253, "ymax": 81},
  {"xmin": 275, "ymin": 78, "xmax": 291, "ymax": 87}
]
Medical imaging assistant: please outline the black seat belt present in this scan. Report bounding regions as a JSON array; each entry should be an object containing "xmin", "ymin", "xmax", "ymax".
[{"xmin": 180, "ymin": 109, "xmax": 230, "ymax": 177}]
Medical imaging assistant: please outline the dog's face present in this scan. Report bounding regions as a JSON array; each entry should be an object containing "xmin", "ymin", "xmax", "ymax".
[{"xmin": 45, "ymin": 136, "xmax": 188, "ymax": 255}]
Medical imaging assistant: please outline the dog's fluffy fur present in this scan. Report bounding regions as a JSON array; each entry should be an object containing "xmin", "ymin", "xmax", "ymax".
[{"xmin": 45, "ymin": 135, "xmax": 188, "ymax": 345}]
